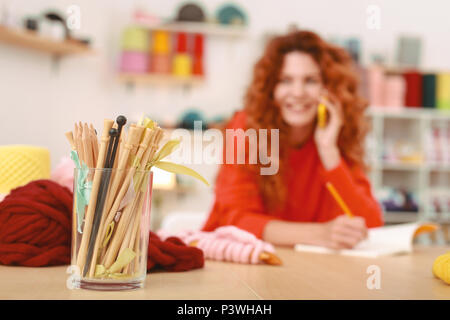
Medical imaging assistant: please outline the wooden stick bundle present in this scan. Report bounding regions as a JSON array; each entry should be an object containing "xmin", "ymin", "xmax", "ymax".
[
  {"xmin": 67, "ymin": 117, "xmax": 164, "ymax": 279},
  {"xmin": 101, "ymin": 128, "xmax": 163, "ymax": 270},
  {"xmin": 75, "ymin": 119, "xmax": 114, "ymax": 273}
]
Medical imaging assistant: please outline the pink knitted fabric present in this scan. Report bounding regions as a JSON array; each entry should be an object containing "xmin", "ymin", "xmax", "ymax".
[
  {"xmin": 157, "ymin": 226, "xmax": 275, "ymax": 264},
  {"xmin": 51, "ymin": 157, "xmax": 75, "ymax": 192}
]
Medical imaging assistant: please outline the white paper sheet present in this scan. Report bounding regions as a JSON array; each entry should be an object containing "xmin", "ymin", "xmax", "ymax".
[{"xmin": 294, "ymin": 223, "xmax": 425, "ymax": 258}]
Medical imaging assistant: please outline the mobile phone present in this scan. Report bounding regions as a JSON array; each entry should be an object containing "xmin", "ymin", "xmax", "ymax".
[{"xmin": 317, "ymin": 102, "xmax": 327, "ymax": 128}]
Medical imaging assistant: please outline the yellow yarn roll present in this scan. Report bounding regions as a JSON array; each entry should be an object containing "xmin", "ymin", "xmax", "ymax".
[
  {"xmin": 172, "ymin": 54, "xmax": 192, "ymax": 77},
  {"xmin": 0, "ymin": 145, "xmax": 51, "ymax": 194},
  {"xmin": 152, "ymin": 31, "xmax": 170, "ymax": 54},
  {"xmin": 432, "ymin": 252, "xmax": 450, "ymax": 284}
]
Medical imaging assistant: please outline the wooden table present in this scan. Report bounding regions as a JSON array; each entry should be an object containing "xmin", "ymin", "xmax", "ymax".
[{"xmin": 1, "ymin": 245, "xmax": 449, "ymax": 299}]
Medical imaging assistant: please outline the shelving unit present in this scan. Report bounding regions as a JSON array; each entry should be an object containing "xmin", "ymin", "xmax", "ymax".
[
  {"xmin": 140, "ymin": 21, "xmax": 247, "ymax": 37},
  {"xmin": 119, "ymin": 73, "xmax": 204, "ymax": 86},
  {"xmin": 0, "ymin": 25, "xmax": 92, "ymax": 56},
  {"xmin": 119, "ymin": 21, "xmax": 247, "ymax": 87},
  {"xmin": 366, "ymin": 107, "xmax": 450, "ymax": 226}
]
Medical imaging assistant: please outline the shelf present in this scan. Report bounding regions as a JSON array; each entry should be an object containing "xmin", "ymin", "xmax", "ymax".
[
  {"xmin": 0, "ymin": 25, "xmax": 93, "ymax": 56},
  {"xmin": 427, "ymin": 165, "xmax": 450, "ymax": 172},
  {"xmin": 119, "ymin": 73, "xmax": 204, "ymax": 86},
  {"xmin": 384, "ymin": 211, "xmax": 419, "ymax": 223},
  {"xmin": 368, "ymin": 106, "xmax": 450, "ymax": 119},
  {"xmin": 383, "ymin": 66, "xmax": 450, "ymax": 74},
  {"xmin": 139, "ymin": 21, "xmax": 247, "ymax": 37},
  {"xmin": 371, "ymin": 161, "xmax": 450, "ymax": 172},
  {"xmin": 380, "ymin": 162, "xmax": 423, "ymax": 171}
]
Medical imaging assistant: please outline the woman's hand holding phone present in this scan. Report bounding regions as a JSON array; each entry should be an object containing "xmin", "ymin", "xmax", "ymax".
[{"xmin": 314, "ymin": 91, "xmax": 343, "ymax": 170}]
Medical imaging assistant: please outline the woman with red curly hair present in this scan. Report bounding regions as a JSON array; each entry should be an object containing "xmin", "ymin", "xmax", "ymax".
[{"xmin": 202, "ymin": 30, "xmax": 384, "ymax": 249}]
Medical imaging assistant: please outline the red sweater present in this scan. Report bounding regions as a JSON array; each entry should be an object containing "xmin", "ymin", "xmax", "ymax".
[{"xmin": 202, "ymin": 111, "xmax": 384, "ymax": 239}]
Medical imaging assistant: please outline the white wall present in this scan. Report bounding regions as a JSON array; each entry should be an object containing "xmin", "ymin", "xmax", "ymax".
[
  {"xmin": 1, "ymin": 0, "xmax": 448, "ymax": 226},
  {"xmin": 1, "ymin": 0, "xmax": 450, "ymax": 169}
]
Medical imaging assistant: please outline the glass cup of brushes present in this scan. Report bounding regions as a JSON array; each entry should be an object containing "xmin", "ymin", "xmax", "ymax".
[{"xmin": 67, "ymin": 116, "xmax": 162, "ymax": 290}]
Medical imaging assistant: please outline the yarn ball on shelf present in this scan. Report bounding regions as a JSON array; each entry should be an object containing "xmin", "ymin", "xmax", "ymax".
[
  {"xmin": 216, "ymin": 4, "xmax": 247, "ymax": 25},
  {"xmin": 175, "ymin": 3, "xmax": 206, "ymax": 22}
]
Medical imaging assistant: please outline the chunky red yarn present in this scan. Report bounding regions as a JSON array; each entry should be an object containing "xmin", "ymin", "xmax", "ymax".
[
  {"xmin": 147, "ymin": 232, "xmax": 204, "ymax": 271},
  {"xmin": 0, "ymin": 179, "xmax": 203, "ymax": 272},
  {"xmin": 0, "ymin": 180, "xmax": 72, "ymax": 267}
]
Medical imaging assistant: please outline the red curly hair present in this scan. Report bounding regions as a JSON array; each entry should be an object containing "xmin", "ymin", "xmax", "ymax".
[{"xmin": 243, "ymin": 30, "xmax": 369, "ymax": 212}]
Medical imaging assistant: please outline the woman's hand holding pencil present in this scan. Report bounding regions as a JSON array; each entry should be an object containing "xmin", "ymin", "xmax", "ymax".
[
  {"xmin": 318, "ymin": 215, "xmax": 368, "ymax": 250},
  {"xmin": 322, "ymin": 182, "xmax": 368, "ymax": 250}
]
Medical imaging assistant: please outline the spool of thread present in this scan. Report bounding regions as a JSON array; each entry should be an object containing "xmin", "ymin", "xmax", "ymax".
[
  {"xmin": 384, "ymin": 75, "xmax": 406, "ymax": 107},
  {"xmin": 150, "ymin": 31, "xmax": 171, "ymax": 73},
  {"xmin": 216, "ymin": 4, "xmax": 247, "ymax": 25},
  {"xmin": 192, "ymin": 33, "xmax": 204, "ymax": 76},
  {"xmin": 173, "ymin": 55, "xmax": 192, "ymax": 76},
  {"xmin": 119, "ymin": 51, "xmax": 149, "ymax": 73},
  {"xmin": 0, "ymin": 145, "xmax": 50, "ymax": 194},
  {"xmin": 150, "ymin": 54, "xmax": 171, "ymax": 73},
  {"xmin": 437, "ymin": 73, "xmax": 450, "ymax": 110},
  {"xmin": 422, "ymin": 74, "xmax": 436, "ymax": 108},
  {"xmin": 152, "ymin": 30, "xmax": 170, "ymax": 54},
  {"xmin": 176, "ymin": 3, "xmax": 206, "ymax": 22},
  {"xmin": 403, "ymin": 71, "xmax": 422, "ymax": 107},
  {"xmin": 176, "ymin": 32, "xmax": 188, "ymax": 53},
  {"xmin": 173, "ymin": 32, "xmax": 192, "ymax": 77},
  {"xmin": 121, "ymin": 27, "xmax": 149, "ymax": 52},
  {"xmin": 367, "ymin": 64, "xmax": 385, "ymax": 106}
]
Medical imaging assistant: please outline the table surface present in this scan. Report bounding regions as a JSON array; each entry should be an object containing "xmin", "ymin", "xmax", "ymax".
[{"xmin": 1, "ymin": 245, "xmax": 450, "ymax": 300}]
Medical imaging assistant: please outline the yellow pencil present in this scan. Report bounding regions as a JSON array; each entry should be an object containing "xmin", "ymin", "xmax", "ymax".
[{"xmin": 325, "ymin": 182, "xmax": 353, "ymax": 218}]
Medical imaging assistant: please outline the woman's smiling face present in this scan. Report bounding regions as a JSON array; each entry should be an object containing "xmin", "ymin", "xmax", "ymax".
[{"xmin": 274, "ymin": 51, "xmax": 324, "ymax": 128}]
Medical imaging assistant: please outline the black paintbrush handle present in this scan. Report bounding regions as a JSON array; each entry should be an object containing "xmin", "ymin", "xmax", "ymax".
[
  {"xmin": 82, "ymin": 128, "xmax": 118, "ymax": 277},
  {"xmin": 83, "ymin": 169, "xmax": 112, "ymax": 276},
  {"xmin": 108, "ymin": 116, "xmax": 127, "ymax": 169}
]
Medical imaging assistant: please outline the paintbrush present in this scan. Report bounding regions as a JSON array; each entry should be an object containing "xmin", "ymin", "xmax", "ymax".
[
  {"xmin": 83, "ymin": 116, "xmax": 128, "ymax": 277},
  {"xmin": 83, "ymin": 128, "xmax": 118, "ymax": 276}
]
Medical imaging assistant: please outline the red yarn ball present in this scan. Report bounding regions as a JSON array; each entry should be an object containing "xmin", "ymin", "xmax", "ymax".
[
  {"xmin": 0, "ymin": 180, "xmax": 73, "ymax": 267},
  {"xmin": 0, "ymin": 179, "xmax": 204, "ymax": 272}
]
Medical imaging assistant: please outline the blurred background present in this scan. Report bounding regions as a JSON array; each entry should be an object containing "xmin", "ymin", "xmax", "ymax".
[{"xmin": 0, "ymin": 0, "xmax": 449, "ymax": 242}]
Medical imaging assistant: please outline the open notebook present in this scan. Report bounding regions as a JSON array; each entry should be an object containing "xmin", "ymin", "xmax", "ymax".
[{"xmin": 294, "ymin": 222, "xmax": 438, "ymax": 258}]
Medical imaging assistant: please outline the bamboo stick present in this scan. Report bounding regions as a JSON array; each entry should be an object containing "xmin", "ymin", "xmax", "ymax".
[
  {"xmin": 74, "ymin": 123, "xmax": 85, "ymax": 165},
  {"xmin": 103, "ymin": 126, "xmax": 143, "ymax": 216},
  {"xmin": 65, "ymin": 131, "xmax": 76, "ymax": 150},
  {"xmin": 95, "ymin": 126, "xmax": 142, "ymax": 246},
  {"xmin": 115, "ymin": 128, "xmax": 163, "ymax": 273},
  {"xmin": 132, "ymin": 225, "xmax": 141, "ymax": 274},
  {"xmin": 76, "ymin": 119, "xmax": 114, "ymax": 273},
  {"xmin": 87, "ymin": 126, "xmax": 147, "ymax": 276},
  {"xmin": 118, "ymin": 207, "xmax": 138, "ymax": 261},
  {"xmin": 90, "ymin": 124, "xmax": 98, "ymax": 166},
  {"xmin": 82, "ymin": 123, "xmax": 94, "ymax": 168},
  {"xmin": 122, "ymin": 193, "xmax": 145, "ymax": 274},
  {"xmin": 97, "ymin": 129, "xmax": 154, "ymax": 264},
  {"xmin": 101, "ymin": 128, "xmax": 156, "ymax": 269},
  {"xmin": 101, "ymin": 194, "xmax": 139, "ymax": 267},
  {"xmin": 118, "ymin": 127, "xmax": 163, "ymax": 274}
]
